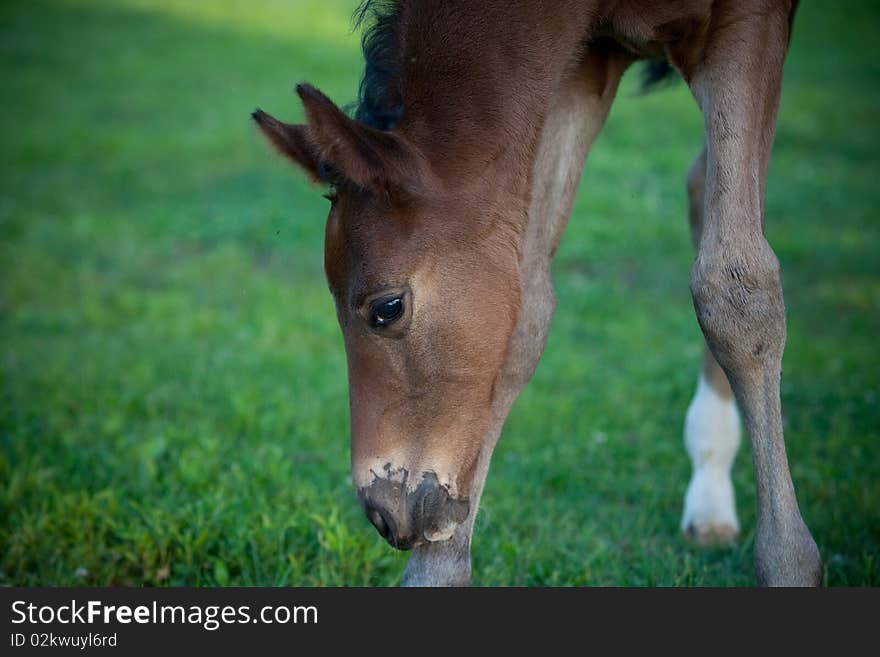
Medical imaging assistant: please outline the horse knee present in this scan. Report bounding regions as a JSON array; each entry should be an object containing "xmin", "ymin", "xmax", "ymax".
[{"xmin": 690, "ymin": 239, "xmax": 786, "ymax": 376}]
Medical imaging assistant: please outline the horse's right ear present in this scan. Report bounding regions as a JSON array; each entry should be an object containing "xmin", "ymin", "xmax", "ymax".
[{"xmin": 251, "ymin": 109, "xmax": 322, "ymax": 182}]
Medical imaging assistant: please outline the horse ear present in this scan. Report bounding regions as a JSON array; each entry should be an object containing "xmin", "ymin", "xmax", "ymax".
[
  {"xmin": 295, "ymin": 83, "xmax": 421, "ymax": 191},
  {"xmin": 252, "ymin": 109, "xmax": 322, "ymax": 182}
]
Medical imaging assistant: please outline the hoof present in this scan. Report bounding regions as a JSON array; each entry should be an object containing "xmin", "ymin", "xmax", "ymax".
[
  {"xmin": 754, "ymin": 517, "xmax": 824, "ymax": 586},
  {"xmin": 683, "ymin": 522, "xmax": 739, "ymax": 547}
]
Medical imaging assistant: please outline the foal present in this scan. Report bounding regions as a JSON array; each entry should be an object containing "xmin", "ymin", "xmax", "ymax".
[{"xmin": 254, "ymin": 0, "xmax": 822, "ymax": 586}]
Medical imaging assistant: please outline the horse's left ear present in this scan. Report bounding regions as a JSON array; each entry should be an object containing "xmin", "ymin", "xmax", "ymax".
[
  {"xmin": 252, "ymin": 109, "xmax": 323, "ymax": 182},
  {"xmin": 295, "ymin": 83, "xmax": 423, "ymax": 192}
]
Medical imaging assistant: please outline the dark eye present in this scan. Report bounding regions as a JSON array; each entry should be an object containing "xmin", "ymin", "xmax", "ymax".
[{"xmin": 369, "ymin": 297, "xmax": 404, "ymax": 328}]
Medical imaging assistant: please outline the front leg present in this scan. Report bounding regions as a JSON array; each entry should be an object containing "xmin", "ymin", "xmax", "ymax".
[
  {"xmin": 401, "ymin": 434, "xmax": 497, "ymax": 586},
  {"xmin": 402, "ymin": 523, "xmax": 472, "ymax": 586},
  {"xmin": 684, "ymin": 1, "xmax": 822, "ymax": 585}
]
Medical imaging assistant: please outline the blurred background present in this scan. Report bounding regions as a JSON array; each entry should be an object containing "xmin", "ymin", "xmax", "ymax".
[{"xmin": 1, "ymin": 0, "xmax": 877, "ymax": 586}]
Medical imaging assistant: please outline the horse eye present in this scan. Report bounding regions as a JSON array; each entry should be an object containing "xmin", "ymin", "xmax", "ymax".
[{"xmin": 369, "ymin": 297, "xmax": 404, "ymax": 328}]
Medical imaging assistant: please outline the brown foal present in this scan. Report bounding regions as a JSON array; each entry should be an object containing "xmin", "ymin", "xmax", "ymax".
[{"xmin": 254, "ymin": 0, "xmax": 822, "ymax": 586}]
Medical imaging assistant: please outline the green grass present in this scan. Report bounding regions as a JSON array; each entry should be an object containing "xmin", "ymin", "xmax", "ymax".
[{"xmin": 1, "ymin": 0, "xmax": 877, "ymax": 587}]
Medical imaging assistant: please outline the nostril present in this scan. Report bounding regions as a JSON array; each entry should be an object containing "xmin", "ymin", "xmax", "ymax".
[{"xmin": 367, "ymin": 507, "xmax": 391, "ymax": 541}]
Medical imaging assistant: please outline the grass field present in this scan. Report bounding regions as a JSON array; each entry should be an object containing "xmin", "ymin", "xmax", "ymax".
[{"xmin": 1, "ymin": 0, "xmax": 878, "ymax": 586}]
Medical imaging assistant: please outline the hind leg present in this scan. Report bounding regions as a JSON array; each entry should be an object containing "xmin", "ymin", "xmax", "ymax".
[{"xmin": 681, "ymin": 146, "xmax": 741, "ymax": 546}]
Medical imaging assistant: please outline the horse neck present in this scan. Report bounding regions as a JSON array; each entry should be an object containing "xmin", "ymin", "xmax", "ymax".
[{"xmin": 395, "ymin": 0, "xmax": 594, "ymax": 193}]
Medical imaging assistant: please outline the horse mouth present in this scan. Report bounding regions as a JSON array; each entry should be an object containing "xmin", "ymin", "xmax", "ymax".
[{"xmin": 359, "ymin": 471, "xmax": 470, "ymax": 550}]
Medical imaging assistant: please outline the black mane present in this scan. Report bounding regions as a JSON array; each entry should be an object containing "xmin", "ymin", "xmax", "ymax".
[
  {"xmin": 352, "ymin": 0, "xmax": 404, "ymax": 131},
  {"xmin": 352, "ymin": 1, "xmax": 676, "ymax": 126}
]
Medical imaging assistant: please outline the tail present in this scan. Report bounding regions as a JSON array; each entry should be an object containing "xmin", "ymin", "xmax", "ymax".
[
  {"xmin": 640, "ymin": 60, "xmax": 677, "ymax": 93},
  {"xmin": 641, "ymin": 0, "xmax": 797, "ymax": 92}
]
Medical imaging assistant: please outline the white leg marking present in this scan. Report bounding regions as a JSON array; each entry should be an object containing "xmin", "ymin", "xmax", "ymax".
[{"xmin": 681, "ymin": 372, "xmax": 741, "ymax": 544}]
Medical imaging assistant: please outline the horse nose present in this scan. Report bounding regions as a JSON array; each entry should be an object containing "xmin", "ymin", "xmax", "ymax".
[
  {"xmin": 358, "ymin": 473, "xmax": 470, "ymax": 550},
  {"xmin": 365, "ymin": 506, "xmax": 394, "ymax": 544}
]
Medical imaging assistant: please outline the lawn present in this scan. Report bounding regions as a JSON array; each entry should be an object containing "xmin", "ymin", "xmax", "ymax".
[{"xmin": 1, "ymin": 0, "xmax": 877, "ymax": 586}]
